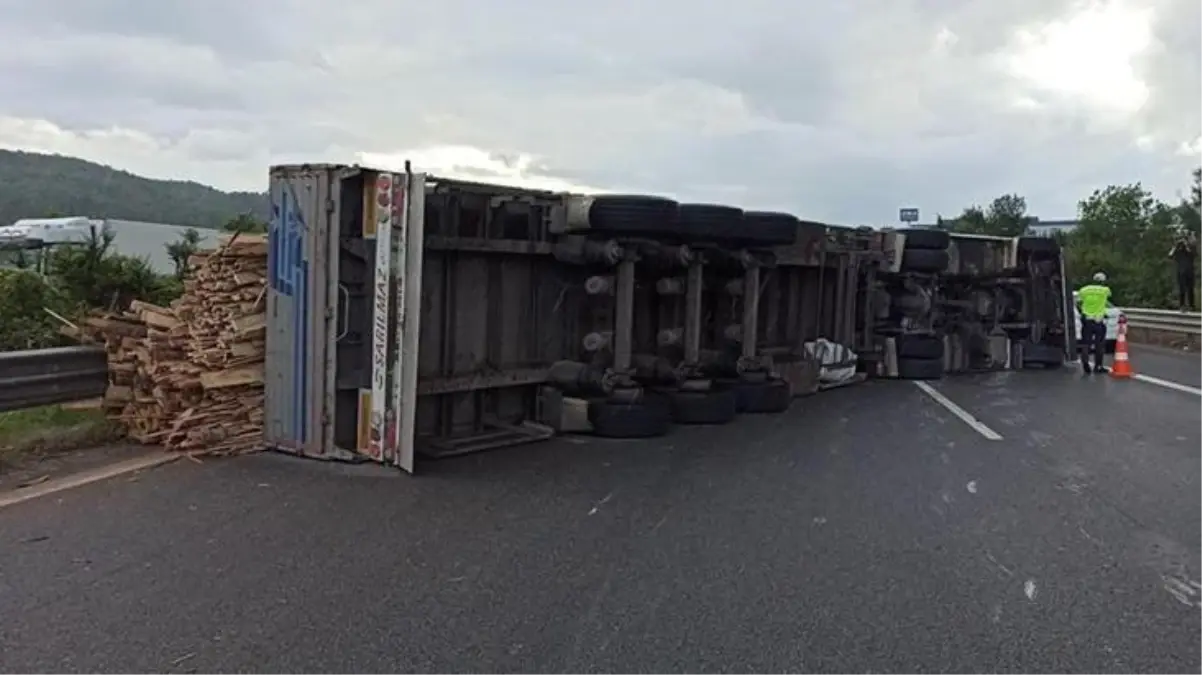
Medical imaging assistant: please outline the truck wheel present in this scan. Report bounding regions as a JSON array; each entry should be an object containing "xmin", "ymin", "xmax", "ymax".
[
  {"xmin": 588, "ymin": 395, "xmax": 673, "ymax": 438},
  {"xmin": 897, "ymin": 357, "xmax": 944, "ymax": 380},
  {"xmin": 669, "ymin": 387, "xmax": 738, "ymax": 424},
  {"xmin": 903, "ymin": 229, "xmax": 949, "ymax": 250},
  {"xmin": 727, "ymin": 379, "xmax": 793, "ymax": 414},
  {"xmin": 901, "ymin": 248, "xmax": 949, "ymax": 273},
  {"xmin": 898, "ymin": 334, "xmax": 944, "ymax": 360},
  {"xmin": 742, "ymin": 211, "xmax": 799, "ymax": 246},
  {"xmin": 587, "ymin": 195, "xmax": 680, "ymax": 235},
  {"xmin": 679, "ymin": 203, "xmax": 744, "ymax": 241}
]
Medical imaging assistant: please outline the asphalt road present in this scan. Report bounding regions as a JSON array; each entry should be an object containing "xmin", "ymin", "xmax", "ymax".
[
  {"xmin": 1126, "ymin": 345, "xmax": 1201, "ymax": 389},
  {"xmin": 1, "ymin": 358, "xmax": 1199, "ymax": 673}
]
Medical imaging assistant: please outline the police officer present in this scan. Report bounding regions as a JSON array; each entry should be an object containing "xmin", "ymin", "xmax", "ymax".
[{"xmin": 1077, "ymin": 272, "xmax": 1111, "ymax": 374}]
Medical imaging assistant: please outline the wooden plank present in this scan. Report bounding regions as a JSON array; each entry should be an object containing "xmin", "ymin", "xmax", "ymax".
[{"xmin": 199, "ymin": 365, "xmax": 265, "ymax": 390}]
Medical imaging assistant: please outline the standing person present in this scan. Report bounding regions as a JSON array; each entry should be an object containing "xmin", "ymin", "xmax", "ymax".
[
  {"xmin": 1077, "ymin": 272, "xmax": 1111, "ymax": 374},
  {"xmin": 1169, "ymin": 231, "xmax": 1197, "ymax": 311}
]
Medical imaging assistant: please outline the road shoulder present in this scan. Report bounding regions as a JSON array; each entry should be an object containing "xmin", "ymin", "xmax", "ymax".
[{"xmin": 0, "ymin": 444, "xmax": 178, "ymax": 509}]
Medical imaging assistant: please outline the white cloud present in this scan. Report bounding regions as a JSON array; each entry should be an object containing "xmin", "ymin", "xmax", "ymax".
[
  {"xmin": 1000, "ymin": 0, "xmax": 1152, "ymax": 121},
  {"xmin": 361, "ymin": 147, "xmax": 608, "ymax": 194},
  {"xmin": 0, "ymin": 0, "xmax": 1196, "ymax": 222}
]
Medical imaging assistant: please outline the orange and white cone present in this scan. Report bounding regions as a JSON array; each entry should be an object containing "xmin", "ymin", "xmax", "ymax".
[{"xmin": 1110, "ymin": 317, "xmax": 1133, "ymax": 379}]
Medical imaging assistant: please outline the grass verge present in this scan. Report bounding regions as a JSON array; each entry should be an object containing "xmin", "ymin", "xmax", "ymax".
[{"xmin": 0, "ymin": 402, "xmax": 124, "ymax": 471}]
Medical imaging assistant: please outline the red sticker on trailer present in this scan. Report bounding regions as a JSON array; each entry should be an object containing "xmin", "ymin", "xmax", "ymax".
[{"xmin": 391, "ymin": 181, "xmax": 405, "ymax": 222}]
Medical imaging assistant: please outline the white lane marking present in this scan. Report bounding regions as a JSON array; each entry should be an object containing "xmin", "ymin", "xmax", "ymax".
[
  {"xmin": 913, "ymin": 381, "xmax": 1003, "ymax": 440},
  {"xmin": 1161, "ymin": 574, "xmax": 1201, "ymax": 608},
  {"xmin": 1132, "ymin": 374, "xmax": 1202, "ymax": 396},
  {"xmin": 0, "ymin": 452, "xmax": 180, "ymax": 510},
  {"xmin": 587, "ymin": 492, "xmax": 613, "ymax": 515}
]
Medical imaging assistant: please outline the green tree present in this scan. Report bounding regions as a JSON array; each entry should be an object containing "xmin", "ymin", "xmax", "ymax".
[
  {"xmin": 165, "ymin": 227, "xmax": 202, "ymax": 279},
  {"xmin": 946, "ymin": 206, "xmax": 989, "ymax": 233},
  {"xmin": 1175, "ymin": 167, "xmax": 1201, "ymax": 236},
  {"xmin": 943, "ymin": 194, "xmax": 1035, "ymax": 237},
  {"xmin": 222, "ymin": 213, "xmax": 268, "ymax": 234},
  {"xmin": 986, "ymin": 194, "xmax": 1036, "ymax": 237},
  {"xmin": 1065, "ymin": 183, "xmax": 1177, "ymax": 307}
]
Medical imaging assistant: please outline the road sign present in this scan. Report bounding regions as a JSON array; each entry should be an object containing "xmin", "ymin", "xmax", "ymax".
[{"xmin": 899, "ymin": 208, "xmax": 919, "ymax": 223}]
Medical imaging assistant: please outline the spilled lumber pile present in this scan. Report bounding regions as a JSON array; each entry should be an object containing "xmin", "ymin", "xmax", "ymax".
[{"xmin": 87, "ymin": 234, "xmax": 268, "ymax": 456}]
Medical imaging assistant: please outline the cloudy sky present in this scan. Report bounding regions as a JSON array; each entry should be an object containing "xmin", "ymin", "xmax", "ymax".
[{"xmin": 0, "ymin": 0, "xmax": 1197, "ymax": 223}]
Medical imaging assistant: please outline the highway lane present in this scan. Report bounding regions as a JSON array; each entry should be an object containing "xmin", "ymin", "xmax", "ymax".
[
  {"xmin": 929, "ymin": 370, "xmax": 1201, "ymax": 635},
  {"xmin": 1126, "ymin": 345, "xmax": 1201, "ymax": 390},
  {"xmin": 1, "ymin": 377, "xmax": 1199, "ymax": 673},
  {"xmin": 932, "ymin": 366, "xmax": 1201, "ymax": 540}
]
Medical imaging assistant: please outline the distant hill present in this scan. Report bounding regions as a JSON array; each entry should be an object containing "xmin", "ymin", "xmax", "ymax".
[{"xmin": 0, "ymin": 150, "xmax": 268, "ymax": 229}]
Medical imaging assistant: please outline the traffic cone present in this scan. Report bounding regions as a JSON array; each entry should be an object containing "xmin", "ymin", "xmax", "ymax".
[{"xmin": 1110, "ymin": 317, "xmax": 1133, "ymax": 379}]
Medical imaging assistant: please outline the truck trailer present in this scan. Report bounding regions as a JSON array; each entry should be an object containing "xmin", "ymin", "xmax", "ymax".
[{"xmin": 263, "ymin": 163, "xmax": 1075, "ymax": 473}]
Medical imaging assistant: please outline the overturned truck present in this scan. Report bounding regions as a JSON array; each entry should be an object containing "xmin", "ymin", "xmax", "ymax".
[
  {"xmin": 264, "ymin": 163, "xmax": 1074, "ymax": 473},
  {"xmin": 873, "ymin": 228, "xmax": 1075, "ymax": 378}
]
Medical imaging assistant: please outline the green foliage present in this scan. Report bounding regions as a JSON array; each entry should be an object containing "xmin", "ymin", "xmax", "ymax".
[
  {"xmin": 0, "ymin": 268, "xmax": 71, "ymax": 351},
  {"xmin": 0, "ymin": 226, "xmax": 191, "ymax": 350},
  {"xmin": 45, "ymin": 228, "xmax": 174, "ymax": 310},
  {"xmin": 1065, "ymin": 183, "xmax": 1179, "ymax": 307},
  {"xmin": 222, "ymin": 213, "xmax": 268, "ymax": 234},
  {"xmin": 0, "ymin": 404, "xmax": 118, "ymax": 463},
  {"xmin": 166, "ymin": 228, "xmax": 203, "ymax": 279},
  {"xmin": 0, "ymin": 150, "xmax": 267, "ymax": 229},
  {"xmin": 939, "ymin": 194, "xmax": 1035, "ymax": 237}
]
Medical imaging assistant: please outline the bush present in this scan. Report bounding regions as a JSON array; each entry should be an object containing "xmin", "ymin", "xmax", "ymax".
[
  {"xmin": 0, "ymin": 226, "xmax": 191, "ymax": 350},
  {"xmin": 0, "ymin": 268, "xmax": 71, "ymax": 350}
]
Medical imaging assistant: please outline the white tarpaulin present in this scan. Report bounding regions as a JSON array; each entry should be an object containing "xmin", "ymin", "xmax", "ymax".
[{"xmin": 804, "ymin": 338, "xmax": 859, "ymax": 384}]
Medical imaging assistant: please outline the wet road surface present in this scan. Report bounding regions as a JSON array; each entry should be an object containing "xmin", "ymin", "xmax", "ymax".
[
  {"xmin": 1126, "ymin": 345, "xmax": 1201, "ymax": 390},
  {"xmin": 1, "ymin": 355, "xmax": 1199, "ymax": 673}
]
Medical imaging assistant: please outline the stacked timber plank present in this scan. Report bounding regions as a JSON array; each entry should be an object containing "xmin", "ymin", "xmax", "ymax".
[{"xmin": 87, "ymin": 234, "xmax": 268, "ymax": 456}]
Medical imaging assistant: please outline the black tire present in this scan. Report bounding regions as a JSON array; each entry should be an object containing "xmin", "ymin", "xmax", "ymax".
[
  {"xmin": 742, "ymin": 211, "xmax": 799, "ymax": 246},
  {"xmin": 903, "ymin": 229, "xmax": 950, "ymax": 250},
  {"xmin": 898, "ymin": 334, "xmax": 944, "ymax": 360},
  {"xmin": 1023, "ymin": 343, "xmax": 1066, "ymax": 368},
  {"xmin": 1017, "ymin": 236, "xmax": 1060, "ymax": 256},
  {"xmin": 587, "ymin": 195, "xmax": 680, "ymax": 235},
  {"xmin": 669, "ymin": 387, "xmax": 738, "ymax": 424},
  {"xmin": 726, "ymin": 379, "xmax": 792, "ymax": 413},
  {"xmin": 679, "ymin": 203, "xmax": 744, "ymax": 242},
  {"xmin": 897, "ymin": 357, "xmax": 944, "ymax": 380},
  {"xmin": 588, "ymin": 395, "xmax": 673, "ymax": 438},
  {"xmin": 901, "ymin": 248, "xmax": 949, "ymax": 273}
]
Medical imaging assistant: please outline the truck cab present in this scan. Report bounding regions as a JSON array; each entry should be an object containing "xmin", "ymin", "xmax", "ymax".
[{"xmin": 874, "ymin": 229, "xmax": 1075, "ymax": 377}]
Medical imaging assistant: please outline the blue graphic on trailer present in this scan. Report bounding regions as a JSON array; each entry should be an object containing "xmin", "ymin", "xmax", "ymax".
[{"xmin": 268, "ymin": 183, "xmax": 309, "ymax": 444}]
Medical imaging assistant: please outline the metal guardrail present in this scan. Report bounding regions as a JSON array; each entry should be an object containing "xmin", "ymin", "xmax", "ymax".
[
  {"xmin": 0, "ymin": 345, "xmax": 108, "ymax": 413},
  {"xmin": 1120, "ymin": 307, "xmax": 1202, "ymax": 335}
]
